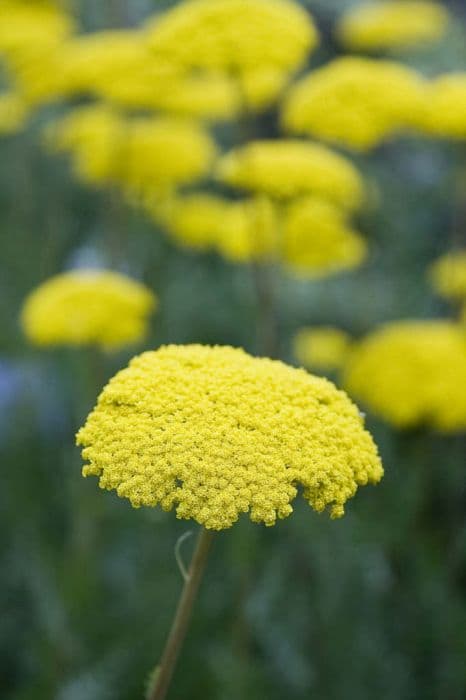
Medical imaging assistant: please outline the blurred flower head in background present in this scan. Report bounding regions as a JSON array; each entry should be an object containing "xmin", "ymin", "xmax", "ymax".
[
  {"xmin": 21, "ymin": 269, "xmax": 157, "ymax": 350},
  {"xmin": 77, "ymin": 344, "xmax": 383, "ymax": 529},
  {"xmin": 429, "ymin": 250, "xmax": 466, "ymax": 302},
  {"xmin": 293, "ymin": 327, "xmax": 352, "ymax": 371},
  {"xmin": 336, "ymin": 1, "xmax": 450, "ymax": 52},
  {"xmin": 282, "ymin": 57, "xmax": 426, "ymax": 150},
  {"xmin": 343, "ymin": 320, "xmax": 466, "ymax": 432}
]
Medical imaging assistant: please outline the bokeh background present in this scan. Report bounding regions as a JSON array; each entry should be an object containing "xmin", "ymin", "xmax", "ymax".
[{"xmin": 1, "ymin": 1, "xmax": 466, "ymax": 699}]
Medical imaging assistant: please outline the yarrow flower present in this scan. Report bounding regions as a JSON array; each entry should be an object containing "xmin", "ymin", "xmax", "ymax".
[
  {"xmin": 343, "ymin": 320, "xmax": 466, "ymax": 431},
  {"xmin": 294, "ymin": 327, "xmax": 352, "ymax": 371},
  {"xmin": 21, "ymin": 270, "xmax": 157, "ymax": 350},
  {"xmin": 283, "ymin": 197, "xmax": 367, "ymax": 277},
  {"xmin": 46, "ymin": 106, "xmax": 217, "ymax": 194},
  {"xmin": 156, "ymin": 192, "xmax": 367, "ymax": 278},
  {"xmin": 77, "ymin": 345, "xmax": 383, "ymax": 529},
  {"xmin": 216, "ymin": 140, "xmax": 365, "ymax": 210},
  {"xmin": 282, "ymin": 57, "xmax": 426, "ymax": 150},
  {"xmin": 415, "ymin": 74, "xmax": 466, "ymax": 139},
  {"xmin": 146, "ymin": 0, "xmax": 318, "ymax": 76},
  {"xmin": 336, "ymin": 1, "xmax": 450, "ymax": 52},
  {"xmin": 429, "ymin": 250, "xmax": 466, "ymax": 301}
]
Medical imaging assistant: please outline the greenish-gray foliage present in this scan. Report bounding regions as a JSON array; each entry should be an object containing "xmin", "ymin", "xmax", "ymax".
[{"xmin": 1, "ymin": 1, "xmax": 465, "ymax": 699}]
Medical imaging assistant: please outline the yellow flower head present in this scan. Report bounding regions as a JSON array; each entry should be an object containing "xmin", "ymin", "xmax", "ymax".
[
  {"xmin": 46, "ymin": 105, "xmax": 126, "ymax": 185},
  {"xmin": 217, "ymin": 140, "xmax": 365, "ymax": 209},
  {"xmin": 0, "ymin": 92, "xmax": 28, "ymax": 134},
  {"xmin": 77, "ymin": 344, "xmax": 382, "ymax": 529},
  {"xmin": 343, "ymin": 320, "xmax": 466, "ymax": 431},
  {"xmin": 283, "ymin": 197, "xmax": 367, "ymax": 277},
  {"xmin": 120, "ymin": 117, "xmax": 217, "ymax": 196},
  {"xmin": 146, "ymin": 0, "xmax": 318, "ymax": 75},
  {"xmin": 0, "ymin": 1, "xmax": 74, "ymax": 57},
  {"xmin": 337, "ymin": 1, "xmax": 450, "ymax": 52},
  {"xmin": 21, "ymin": 270, "xmax": 156, "ymax": 350},
  {"xmin": 294, "ymin": 327, "xmax": 352, "ymax": 371},
  {"xmin": 415, "ymin": 74, "xmax": 466, "ymax": 139},
  {"xmin": 430, "ymin": 250, "xmax": 466, "ymax": 301},
  {"xmin": 282, "ymin": 57, "xmax": 426, "ymax": 150}
]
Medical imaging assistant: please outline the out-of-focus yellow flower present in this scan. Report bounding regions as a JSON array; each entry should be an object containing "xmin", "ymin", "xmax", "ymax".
[
  {"xmin": 0, "ymin": 1, "xmax": 74, "ymax": 57},
  {"xmin": 430, "ymin": 250, "xmax": 466, "ymax": 301},
  {"xmin": 121, "ymin": 117, "xmax": 217, "ymax": 197},
  {"xmin": 0, "ymin": 92, "xmax": 28, "ymax": 134},
  {"xmin": 282, "ymin": 57, "xmax": 426, "ymax": 150},
  {"xmin": 146, "ymin": 0, "xmax": 318, "ymax": 76},
  {"xmin": 215, "ymin": 197, "xmax": 278, "ymax": 262},
  {"xmin": 21, "ymin": 270, "xmax": 157, "ymax": 350},
  {"xmin": 217, "ymin": 140, "xmax": 365, "ymax": 209},
  {"xmin": 283, "ymin": 197, "xmax": 367, "ymax": 277},
  {"xmin": 45, "ymin": 105, "xmax": 126, "ymax": 185},
  {"xmin": 337, "ymin": 1, "xmax": 449, "ymax": 52},
  {"xmin": 294, "ymin": 327, "xmax": 352, "ymax": 371},
  {"xmin": 77, "ymin": 344, "xmax": 383, "ymax": 528},
  {"xmin": 415, "ymin": 74, "xmax": 466, "ymax": 139},
  {"xmin": 343, "ymin": 320, "xmax": 466, "ymax": 431},
  {"xmin": 47, "ymin": 107, "xmax": 217, "ymax": 193},
  {"xmin": 159, "ymin": 192, "xmax": 367, "ymax": 278}
]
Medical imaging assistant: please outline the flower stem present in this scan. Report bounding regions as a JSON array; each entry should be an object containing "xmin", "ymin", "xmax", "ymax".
[
  {"xmin": 252, "ymin": 261, "xmax": 279, "ymax": 358},
  {"xmin": 146, "ymin": 528, "xmax": 215, "ymax": 700}
]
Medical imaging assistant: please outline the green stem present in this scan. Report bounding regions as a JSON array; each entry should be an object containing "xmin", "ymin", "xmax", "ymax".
[
  {"xmin": 252, "ymin": 261, "xmax": 279, "ymax": 358},
  {"xmin": 147, "ymin": 528, "xmax": 215, "ymax": 700}
]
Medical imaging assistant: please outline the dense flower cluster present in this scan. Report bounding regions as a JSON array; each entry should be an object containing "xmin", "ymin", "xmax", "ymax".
[
  {"xmin": 216, "ymin": 140, "xmax": 365, "ymax": 209},
  {"xmin": 147, "ymin": 0, "xmax": 318, "ymax": 75},
  {"xmin": 282, "ymin": 57, "xmax": 426, "ymax": 150},
  {"xmin": 429, "ymin": 250, "xmax": 466, "ymax": 301},
  {"xmin": 294, "ymin": 327, "xmax": 352, "ymax": 371},
  {"xmin": 21, "ymin": 270, "xmax": 156, "ymax": 350},
  {"xmin": 283, "ymin": 197, "xmax": 367, "ymax": 277},
  {"xmin": 343, "ymin": 321, "xmax": 466, "ymax": 431},
  {"xmin": 47, "ymin": 106, "xmax": 217, "ymax": 193},
  {"xmin": 337, "ymin": 1, "xmax": 449, "ymax": 52},
  {"xmin": 158, "ymin": 193, "xmax": 367, "ymax": 277},
  {"xmin": 415, "ymin": 74, "xmax": 466, "ymax": 139},
  {"xmin": 77, "ymin": 344, "xmax": 383, "ymax": 529}
]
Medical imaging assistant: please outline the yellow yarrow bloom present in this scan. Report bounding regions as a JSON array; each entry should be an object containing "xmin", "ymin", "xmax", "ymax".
[
  {"xmin": 0, "ymin": 1, "xmax": 74, "ymax": 57},
  {"xmin": 415, "ymin": 74, "xmax": 466, "ymax": 139},
  {"xmin": 217, "ymin": 140, "xmax": 365, "ymax": 210},
  {"xmin": 282, "ymin": 57, "xmax": 426, "ymax": 150},
  {"xmin": 160, "ymin": 193, "xmax": 367, "ymax": 277},
  {"xmin": 430, "ymin": 251, "xmax": 466, "ymax": 301},
  {"xmin": 146, "ymin": 0, "xmax": 318, "ymax": 75},
  {"xmin": 46, "ymin": 105, "xmax": 126, "ymax": 186},
  {"xmin": 283, "ymin": 197, "xmax": 367, "ymax": 277},
  {"xmin": 47, "ymin": 107, "xmax": 217, "ymax": 192},
  {"xmin": 77, "ymin": 344, "xmax": 383, "ymax": 529},
  {"xmin": 294, "ymin": 327, "xmax": 352, "ymax": 371},
  {"xmin": 337, "ymin": 1, "xmax": 450, "ymax": 52},
  {"xmin": 343, "ymin": 320, "xmax": 466, "ymax": 431},
  {"xmin": 21, "ymin": 270, "xmax": 156, "ymax": 350},
  {"xmin": 120, "ymin": 117, "xmax": 217, "ymax": 197},
  {"xmin": 0, "ymin": 92, "xmax": 28, "ymax": 134}
]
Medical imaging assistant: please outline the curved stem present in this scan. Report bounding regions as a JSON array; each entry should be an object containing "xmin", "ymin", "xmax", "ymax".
[{"xmin": 147, "ymin": 528, "xmax": 215, "ymax": 700}]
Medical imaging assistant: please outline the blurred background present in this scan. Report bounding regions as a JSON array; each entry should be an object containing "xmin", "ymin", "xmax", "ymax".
[{"xmin": 1, "ymin": 0, "xmax": 466, "ymax": 699}]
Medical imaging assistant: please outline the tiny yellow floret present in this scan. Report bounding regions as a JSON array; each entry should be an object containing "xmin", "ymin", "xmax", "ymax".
[
  {"xmin": 217, "ymin": 140, "xmax": 365, "ymax": 210},
  {"xmin": 21, "ymin": 270, "xmax": 157, "ymax": 350},
  {"xmin": 337, "ymin": 1, "xmax": 450, "ymax": 52},
  {"xmin": 77, "ymin": 345, "xmax": 383, "ymax": 529},
  {"xmin": 294, "ymin": 327, "xmax": 352, "ymax": 371},
  {"xmin": 343, "ymin": 320, "xmax": 466, "ymax": 431}
]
